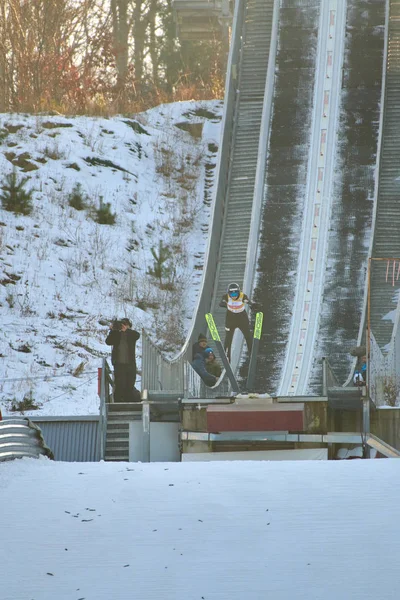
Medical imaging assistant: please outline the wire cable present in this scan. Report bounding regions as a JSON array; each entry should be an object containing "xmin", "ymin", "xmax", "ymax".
[
  {"xmin": 1, "ymin": 371, "xmax": 98, "ymax": 383},
  {"xmin": 45, "ymin": 374, "xmax": 98, "ymax": 402}
]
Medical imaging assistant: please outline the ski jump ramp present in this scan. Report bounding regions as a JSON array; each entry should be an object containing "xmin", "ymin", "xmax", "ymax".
[
  {"xmin": 277, "ymin": 0, "xmax": 347, "ymax": 395},
  {"xmin": 143, "ymin": 0, "xmax": 394, "ymax": 398},
  {"xmin": 142, "ymin": 0, "xmax": 279, "ymax": 395}
]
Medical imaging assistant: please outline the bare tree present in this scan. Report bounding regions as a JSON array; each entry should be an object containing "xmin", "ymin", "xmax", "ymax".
[
  {"xmin": 148, "ymin": 0, "xmax": 159, "ymax": 87},
  {"xmin": 131, "ymin": 0, "xmax": 148, "ymax": 92},
  {"xmin": 111, "ymin": 0, "xmax": 129, "ymax": 92},
  {"xmin": 0, "ymin": 0, "xmax": 225, "ymax": 113}
]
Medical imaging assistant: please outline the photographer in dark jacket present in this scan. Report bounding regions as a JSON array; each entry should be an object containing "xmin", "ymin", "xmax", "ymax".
[{"xmin": 105, "ymin": 318, "xmax": 140, "ymax": 402}]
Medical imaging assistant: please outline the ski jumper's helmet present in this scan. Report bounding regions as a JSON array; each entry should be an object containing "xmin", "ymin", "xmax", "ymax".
[{"xmin": 227, "ymin": 283, "xmax": 240, "ymax": 298}]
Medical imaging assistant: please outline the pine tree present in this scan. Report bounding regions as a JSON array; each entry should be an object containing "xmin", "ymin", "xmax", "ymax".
[
  {"xmin": 68, "ymin": 183, "xmax": 87, "ymax": 211},
  {"xmin": 148, "ymin": 240, "xmax": 173, "ymax": 285},
  {"xmin": 0, "ymin": 169, "xmax": 33, "ymax": 215},
  {"xmin": 95, "ymin": 196, "xmax": 116, "ymax": 225}
]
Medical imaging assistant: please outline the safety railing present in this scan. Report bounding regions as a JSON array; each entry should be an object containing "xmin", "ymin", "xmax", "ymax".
[
  {"xmin": 141, "ymin": 331, "xmax": 186, "ymax": 393},
  {"xmin": 322, "ymin": 357, "xmax": 340, "ymax": 396},
  {"xmin": 0, "ymin": 418, "xmax": 54, "ymax": 461},
  {"xmin": 369, "ymin": 290, "xmax": 400, "ymax": 406},
  {"xmin": 184, "ymin": 360, "xmax": 203, "ymax": 398},
  {"xmin": 98, "ymin": 357, "xmax": 113, "ymax": 460}
]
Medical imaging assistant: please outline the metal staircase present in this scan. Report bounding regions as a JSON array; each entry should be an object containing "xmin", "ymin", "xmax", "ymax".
[
  {"xmin": 211, "ymin": 0, "xmax": 275, "ymax": 340},
  {"xmin": 370, "ymin": 0, "xmax": 400, "ymax": 350},
  {"xmin": 105, "ymin": 403, "xmax": 142, "ymax": 461}
]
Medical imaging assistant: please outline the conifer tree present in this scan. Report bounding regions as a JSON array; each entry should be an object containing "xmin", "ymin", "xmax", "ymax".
[
  {"xmin": 0, "ymin": 169, "xmax": 33, "ymax": 215},
  {"xmin": 148, "ymin": 240, "xmax": 173, "ymax": 285},
  {"xmin": 95, "ymin": 196, "xmax": 116, "ymax": 225}
]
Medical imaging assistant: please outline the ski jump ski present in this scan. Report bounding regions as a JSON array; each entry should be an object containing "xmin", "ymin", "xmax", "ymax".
[
  {"xmin": 246, "ymin": 312, "xmax": 263, "ymax": 392},
  {"xmin": 205, "ymin": 313, "xmax": 240, "ymax": 395}
]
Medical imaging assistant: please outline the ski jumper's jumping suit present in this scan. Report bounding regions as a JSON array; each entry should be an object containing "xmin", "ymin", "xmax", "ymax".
[{"xmin": 219, "ymin": 287, "xmax": 252, "ymax": 361}]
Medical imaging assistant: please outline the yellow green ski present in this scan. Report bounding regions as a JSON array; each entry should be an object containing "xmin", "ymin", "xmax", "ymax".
[
  {"xmin": 246, "ymin": 312, "xmax": 263, "ymax": 391},
  {"xmin": 205, "ymin": 313, "xmax": 239, "ymax": 394}
]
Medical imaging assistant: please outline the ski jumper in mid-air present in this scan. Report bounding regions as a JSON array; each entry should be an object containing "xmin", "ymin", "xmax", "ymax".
[{"xmin": 219, "ymin": 282, "xmax": 253, "ymax": 361}]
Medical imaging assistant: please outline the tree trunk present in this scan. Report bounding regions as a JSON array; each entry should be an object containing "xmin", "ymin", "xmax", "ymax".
[
  {"xmin": 148, "ymin": 0, "xmax": 158, "ymax": 87},
  {"xmin": 132, "ymin": 0, "xmax": 146, "ymax": 92},
  {"xmin": 111, "ymin": 0, "xmax": 129, "ymax": 91}
]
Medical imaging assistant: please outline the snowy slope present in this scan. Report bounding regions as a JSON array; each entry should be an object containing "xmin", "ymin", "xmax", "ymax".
[
  {"xmin": 0, "ymin": 101, "xmax": 222, "ymax": 417},
  {"xmin": 1, "ymin": 457, "xmax": 400, "ymax": 600}
]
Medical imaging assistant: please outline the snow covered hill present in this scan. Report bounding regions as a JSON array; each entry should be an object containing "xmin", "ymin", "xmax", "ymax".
[{"xmin": 0, "ymin": 100, "xmax": 222, "ymax": 417}]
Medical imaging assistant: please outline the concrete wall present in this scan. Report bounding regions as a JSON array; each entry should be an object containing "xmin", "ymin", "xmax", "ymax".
[
  {"xmin": 304, "ymin": 401, "xmax": 328, "ymax": 433},
  {"xmin": 330, "ymin": 406, "xmax": 400, "ymax": 452},
  {"xmin": 372, "ymin": 409, "xmax": 400, "ymax": 451}
]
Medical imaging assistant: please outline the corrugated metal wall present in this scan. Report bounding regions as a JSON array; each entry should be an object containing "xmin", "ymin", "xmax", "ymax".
[{"xmin": 29, "ymin": 417, "xmax": 100, "ymax": 462}]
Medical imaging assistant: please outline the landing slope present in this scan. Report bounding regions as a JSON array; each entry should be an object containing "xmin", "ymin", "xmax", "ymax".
[{"xmin": 1, "ymin": 458, "xmax": 399, "ymax": 600}]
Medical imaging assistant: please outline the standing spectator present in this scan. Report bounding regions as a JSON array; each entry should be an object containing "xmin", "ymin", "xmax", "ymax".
[
  {"xmin": 105, "ymin": 318, "xmax": 140, "ymax": 402},
  {"xmin": 361, "ymin": 355, "xmax": 367, "ymax": 378},
  {"xmin": 219, "ymin": 282, "xmax": 253, "ymax": 361},
  {"xmin": 353, "ymin": 355, "xmax": 367, "ymax": 387},
  {"xmin": 192, "ymin": 333, "xmax": 208, "ymax": 360}
]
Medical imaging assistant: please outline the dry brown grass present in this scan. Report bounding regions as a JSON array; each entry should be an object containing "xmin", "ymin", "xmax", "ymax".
[{"xmin": 4, "ymin": 81, "xmax": 223, "ymax": 117}]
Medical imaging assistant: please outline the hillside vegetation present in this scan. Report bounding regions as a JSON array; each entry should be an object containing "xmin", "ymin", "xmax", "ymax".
[{"xmin": 0, "ymin": 100, "xmax": 222, "ymax": 416}]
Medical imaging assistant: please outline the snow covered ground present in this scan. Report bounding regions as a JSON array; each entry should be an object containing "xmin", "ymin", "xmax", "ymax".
[
  {"xmin": 1, "ymin": 456, "xmax": 399, "ymax": 600},
  {"xmin": 0, "ymin": 101, "xmax": 222, "ymax": 418}
]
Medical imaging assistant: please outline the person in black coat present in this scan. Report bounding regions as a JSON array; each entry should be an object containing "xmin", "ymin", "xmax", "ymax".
[
  {"xmin": 105, "ymin": 318, "xmax": 140, "ymax": 402},
  {"xmin": 192, "ymin": 333, "xmax": 208, "ymax": 360}
]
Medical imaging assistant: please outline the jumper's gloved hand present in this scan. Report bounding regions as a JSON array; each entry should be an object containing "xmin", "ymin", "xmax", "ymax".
[{"xmin": 219, "ymin": 300, "xmax": 227, "ymax": 308}]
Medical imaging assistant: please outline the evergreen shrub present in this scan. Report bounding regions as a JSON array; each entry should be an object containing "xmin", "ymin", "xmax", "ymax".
[{"xmin": 0, "ymin": 169, "xmax": 33, "ymax": 215}]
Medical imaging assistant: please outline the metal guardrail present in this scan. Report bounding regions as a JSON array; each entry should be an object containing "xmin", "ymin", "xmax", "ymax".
[
  {"xmin": 141, "ymin": 331, "xmax": 186, "ymax": 394},
  {"xmin": 322, "ymin": 357, "xmax": 340, "ymax": 396},
  {"xmin": 369, "ymin": 314, "xmax": 400, "ymax": 407},
  {"xmin": 99, "ymin": 357, "xmax": 113, "ymax": 460},
  {"xmin": 0, "ymin": 418, "xmax": 54, "ymax": 461},
  {"xmin": 367, "ymin": 433, "xmax": 400, "ymax": 458}
]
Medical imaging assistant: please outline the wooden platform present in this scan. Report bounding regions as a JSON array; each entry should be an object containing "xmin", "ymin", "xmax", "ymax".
[{"xmin": 206, "ymin": 403, "xmax": 304, "ymax": 432}]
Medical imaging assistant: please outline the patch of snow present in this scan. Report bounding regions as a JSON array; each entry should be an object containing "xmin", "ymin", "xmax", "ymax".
[{"xmin": 383, "ymin": 310, "xmax": 397, "ymax": 323}]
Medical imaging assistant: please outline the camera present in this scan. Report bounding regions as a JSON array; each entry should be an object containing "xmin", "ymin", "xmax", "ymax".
[{"xmin": 112, "ymin": 320, "xmax": 123, "ymax": 331}]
